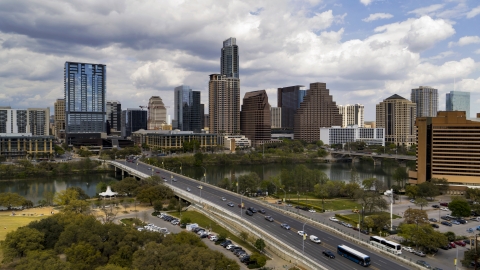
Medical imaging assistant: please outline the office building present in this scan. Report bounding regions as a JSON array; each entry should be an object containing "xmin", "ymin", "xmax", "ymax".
[
  {"xmin": 0, "ymin": 107, "xmax": 50, "ymax": 136},
  {"xmin": 271, "ymin": 107, "xmax": 282, "ymax": 128},
  {"xmin": 409, "ymin": 111, "xmax": 480, "ymax": 193},
  {"xmin": 54, "ymin": 99, "xmax": 66, "ymax": 140},
  {"xmin": 106, "ymin": 101, "xmax": 121, "ymax": 134},
  {"xmin": 174, "ymin": 85, "xmax": 204, "ymax": 132},
  {"xmin": 121, "ymin": 109, "xmax": 147, "ymax": 138},
  {"xmin": 446, "ymin": 91, "xmax": 470, "ymax": 117},
  {"xmin": 222, "ymin": 135, "xmax": 251, "ymax": 151},
  {"xmin": 338, "ymin": 104, "xmax": 364, "ymax": 128},
  {"xmin": 277, "ymin": 85, "xmax": 307, "ymax": 129},
  {"xmin": 240, "ymin": 90, "xmax": 271, "ymax": 146},
  {"xmin": 294, "ymin": 83, "xmax": 342, "ymax": 143},
  {"xmin": 221, "ymin": 37, "xmax": 239, "ymax": 78},
  {"xmin": 376, "ymin": 94, "xmax": 416, "ymax": 146},
  {"xmin": 411, "ymin": 86, "xmax": 438, "ymax": 117},
  {"xmin": 131, "ymin": 129, "xmax": 217, "ymax": 150},
  {"xmin": 64, "ymin": 62, "xmax": 106, "ymax": 135},
  {"xmin": 0, "ymin": 133, "xmax": 55, "ymax": 160},
  {"xmin": 208, "ymin": 74, "xmax": 240, "ymax": 135},
  {"xmin": 364, "ymin": 121, "xmax": 376, "ymax": 128},
  {"xmin": 147, "ymin": 96, "xmax": 167, "ymax": 130},
  {"xmin": 320, "ymin": 126, "xmax": 385, "ymax": 146}
]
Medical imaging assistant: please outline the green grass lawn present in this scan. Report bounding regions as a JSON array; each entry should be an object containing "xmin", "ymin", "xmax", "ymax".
[
  {"xmin": 289, "ymin": 198, "xmax": 361, "ymax": 211},
  {"xmin": 0, "ymin": 215, "xmax": 47, "ymax": 265},
  {"xmin": 170, "ymin": 211, "xmax": 256, "ymax": 253}
]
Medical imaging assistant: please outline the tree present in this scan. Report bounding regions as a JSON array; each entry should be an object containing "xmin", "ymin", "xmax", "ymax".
[
  {"xmin": 153, "ymin": 200, "xmax": 163, "ymax": 212},
  {"xmin": 405, "ymin": 185, "xmax": 419, "ymax": 199},
  {"xmin": 414, "ymin": 198, "xmax": 429, "ymax": 210},
  {"xmin": 448, "ymin": 197, "xmax": 471, "ymax": 217},
  {"xmin": 15, "ymin": 250, "xmax": 71, "ymax": 270},
  {"xmin": 444, "ymin": 231, "xmax": 456, "ymax": 242},
  {"xmin": 368, "ymin": 214, "xmax": 390, "ymax": 232},
  {"xmin": 417, "ymin": 182, "xmax": 439, "ymax": 201},
  {"xmin": 180, "ymin": 217, "xmax": 191, "ymax": 225},
  {"xmin": 250, "ymin": 252, "xmax": 267, "ymax": 267},
  {"xmin": 254, "ymin": 238, "xmax": 266, "ymax": 252},
  {"xmin": 355, "ymin": 189, "xmax": 387, "ymax": 214},
  {"xmin": 431, "ymin": 178, "xmax": 449, "ymax": 195},
  {"xmin": 2, "ymin": 227, "xmax": 45, "ymax": 261},
  {"xmin": 112, "ymin": 177, "xmax": 139, "ymax": 196},
  {"xmin": 393, "ymin": 167, "xmax": 408, "ymax": 188},
  {"xmin": 403, "ymin": 208, "xmax": 429, "ymax": 225},
  {"xmin": 136, "ymin": 185, "xmax": 174, "ymax": 206},
  {"xmin": 398, "ymin": 224, "xmax": 448, "ymax": 250},
  {"xmin": 0, "ymin": 192, "xmax": 26, "ymax": 210},
  {"xmin": 65, "ymin": 242, "xmax": 105, "ymax": 270},
  {"xmin": 54, "ymin": 189, "xmax": 80, "ymax": 206}
]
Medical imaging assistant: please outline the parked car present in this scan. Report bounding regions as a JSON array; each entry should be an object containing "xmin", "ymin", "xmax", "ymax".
[
  {"xmin": 414, "ymin": 250, "xmax": 426, "ymax": 257},
  {"xmin": 440, "ymin": 202, "xmax": 449, "ymax": 206},
  {"xmin": 432, "ymin": 205, "xmax": 440, "ymax": 208},
  {"xmin": 454, "ymin": 240, "xmax": 466, "ymax": 247},
  {"xmin": 457, "ymin": 219, "xmax": 467, "ymax": 224},
  {"xmin": 431, "ymin": 224, "xmax": 439, "ymax": 228},
  {"xmin": 322, "ymin": 250, "xmax": 335, "ymax": 259},
  {"xmin": 344, "ymin": 223, "xmax": 353, "ymax": 228},
  {"xmin": 410, "ymin": 199, "xmax": 415, "ymax": 203},
  {"xmin": 308, "ymin": 209, "xmax": 316, "ymax": 213},
  {"xmin": 416, "ymin": 260, "xmax": 431, "ymax": 269},
  {"xmin": 265, "ymin": 215, "xmax": 274, "ymax": 222},
  {"xmin": 429, "ymin": 218, "xmax": 437, "ymax": 222},
  {"xmin": 448, "ymin": 242, "xmax": 456, "ymax": 248},
  {"xmin": 360, "ymin": 229, "xmax": 369, "ymax": 235},
  {"xmin": 403, "ymin": 246, "xmax": 415, "ymax": 253},
  {"xmin": 441, "ymin": 207, "xmax": 449, "ymax": 211},
  {"xmin": 441, "ymin": 216, "xmax": 450, "ymax": 221},
  {"xmin": 439, "ymin": 245, "xmax": 450, "ymax": 250},
  {"xmin": 281, "ymin": 223, "xmax": 291, "ymax": 230},
  {"xmin": 210, "ymin": 236, "xmax": 218, "ymax": 242},
  {"xmin": 451, "ymin": 220, "xmax": 460, "ymax": 225},
  {"xmin": 441, "ymin": 221, "xmax": 452, "ymax": 226},
  {"xmin": 329, "ymin": 217, "xmax": 339, "ymax": 222}
]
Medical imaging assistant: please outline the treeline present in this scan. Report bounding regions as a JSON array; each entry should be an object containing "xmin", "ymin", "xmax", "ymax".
[
  {"xmin": 0, "ymin": 213, "xmax": 239, "ymax": 270},
  {"xmin": 0, "ymin": 158, "xmax": 105, "ymax": 179}
]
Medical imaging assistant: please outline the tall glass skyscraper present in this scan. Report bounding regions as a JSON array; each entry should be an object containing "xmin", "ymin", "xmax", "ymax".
[
  {"xmin": 64, "ymin": 62, "xmax": 106, "ymax": 133},
  {"xmin": 277, "ymin": 85, "xmax": 307, "ymax": 129},
  {"xmin": 446, "ymin": 91, "xmax": 470, "ymax": 117},
  {"xmin": 411, "ymin": 86, "xmax": 438, "ymax": 117},
  {"xmin": 221, "ymin": 37, "xmax": 239, "ymax": 78},
  {"xmin": 174, "ymin": 85, "xmax": 204, "ymax": 132}
]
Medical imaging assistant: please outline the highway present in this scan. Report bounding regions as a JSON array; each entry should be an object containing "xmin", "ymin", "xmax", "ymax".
[{"xmin": 116, "ymin": 160, "xmax": 413, "ymax": 270}]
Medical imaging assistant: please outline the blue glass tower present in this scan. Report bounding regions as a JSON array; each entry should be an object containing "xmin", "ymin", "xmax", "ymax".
[{"xmin": 446, "ymin": 91, "xmax": 470, "ymax": 117}]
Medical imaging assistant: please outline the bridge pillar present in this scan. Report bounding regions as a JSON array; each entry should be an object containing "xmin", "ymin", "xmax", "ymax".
[{"xmin": 121, "ymin": 169, "xmax": 124, "ymax": 179}]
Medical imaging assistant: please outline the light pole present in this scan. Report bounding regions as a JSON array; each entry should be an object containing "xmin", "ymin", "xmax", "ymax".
[
  {"xmin": 302, "ymin": 222, "xmax": 307, "ymax": 254},
  {"xmin": 280, "ymin": 188, "xmax": 287, "ymax": 210},
  {"xmin": 201, "ymin": 166, "xmax": 206, "ymax": 183},
  {"xmin": 357, "ymin": 212, "xmax": 361, "ymax": 239},
  {"xmin": 179, "ymin": 161, "xmax": 182, "ymax": 175}
]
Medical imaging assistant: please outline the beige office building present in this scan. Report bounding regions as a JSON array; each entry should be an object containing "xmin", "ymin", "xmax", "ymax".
[
  {"xmin": 208, "ymin": 74, "xmax": 240, "ymax": 135},
  {"xmin": 409, "ymin": 111, "xmax": 480, "ymax": 192},
  {"xmin": 338, "ymin": 104, "xmax": 364, "ymax": 128},
  {"xmin": 147, "ymin": 96, "xmax": 167, "ymax": 130},
  {"xmin": 271, "ymin": 107, "xmax": 282, "ymax": 128},
  {"xmin": 54, "ymin": 99, "xmax": 66, "ymax": 140},
  {"xmin": 376, "ymin": 94, "xmax": 416, "ymax": 146},
  {"xmin": 240, "ymin": 90, "xmax": 271, "ymax": 146}
]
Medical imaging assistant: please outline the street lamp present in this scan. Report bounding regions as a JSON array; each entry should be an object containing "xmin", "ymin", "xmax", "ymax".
[
  {"xmin": 201, "ymin": 166, "xmax": 206, "ymax": 183},
  {"xmin": 302, "ymin": 221, "xmax": 307, "ymax": 254},
  {"xmin": 179, "ymin": 161, "xmax": 183, "ymax": 175},
  {"xmin": 280, "ymin": 188, "xmax": 287, "ymax": 209}
]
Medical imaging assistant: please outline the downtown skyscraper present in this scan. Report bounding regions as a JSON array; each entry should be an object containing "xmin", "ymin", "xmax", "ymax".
[
  {"xmin": 446, "ymin": 91, "xmax": 470, "ymax": 117},
  {"xmin": 174, "ymin": 85, "xmax": 204, "ymax": 133},
  {"xmin": 209, "ymin": 38, "xmax": 240, "ymax": 135},
  {"xmin": 64, "ymin": 62, "xmax": 106, "ymax": 134},
  {"xmin": 277, "ymin": 85, "xmax": 307, "ymax": 129},
  {"xmin": 411, "ymin": 86, "xmax": 438, "ymax": 117}
]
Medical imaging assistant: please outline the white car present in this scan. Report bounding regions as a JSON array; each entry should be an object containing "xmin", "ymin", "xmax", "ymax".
[
  {"xmin": 308, "ymin": 209, "xmax": 316, "ymax": 213},
  {"xmin": 403, "ymin": 246, "xmax": 415, "ymax": 253},
  {"xmin": 210, "ymin": 236, "xmax": 218, "ymax": 241},
  {"xmin": 309, "ymin": 235, "xmax": 321, "ymax": 244},
  {"xmin": 441, "ymin": 207, "xmax": 449, "ymax": 211},
  {"xmin": 226, "ymin": 244, "xmax": 237, "ymax": 250},
  {"xmin": 298, "ymin": 231, "xmax": 308, "ymax": 237},
  {"xmin": 186, "ymin": 187, "xmax": 191, "ymax": 192},
  {"xmin": 329, "ymin": 217, "xmax": 339, "ymax": 222},
  {"xmin": 221, "ymin": 197, "xmax": 226, "ymax": 201}
]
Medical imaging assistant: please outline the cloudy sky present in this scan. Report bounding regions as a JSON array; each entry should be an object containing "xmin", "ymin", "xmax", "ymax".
[{"xmin": 0, "ymin": 0, "xmax": 479, "ymax": 120}]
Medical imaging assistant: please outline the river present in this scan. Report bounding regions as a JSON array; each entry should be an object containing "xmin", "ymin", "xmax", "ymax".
[{"xmin": 1, "ymin": 161, "xmax": 402, "ymax": 202}]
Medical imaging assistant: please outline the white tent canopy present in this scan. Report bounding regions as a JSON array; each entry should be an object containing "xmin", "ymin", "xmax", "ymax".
[{"xmin": 99, "ymin": 186, "xmax": 118, "ymax": 199}]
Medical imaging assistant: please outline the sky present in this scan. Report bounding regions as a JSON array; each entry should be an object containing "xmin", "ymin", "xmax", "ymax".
[{"xmin": 0, "ymin": 0, "xmax": 479, "ymax": 120}]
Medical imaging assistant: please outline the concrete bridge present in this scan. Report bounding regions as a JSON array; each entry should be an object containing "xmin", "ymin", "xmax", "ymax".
[{"xmin": 329, "ymin": 151, "xmax": 415, "ymax": 166}]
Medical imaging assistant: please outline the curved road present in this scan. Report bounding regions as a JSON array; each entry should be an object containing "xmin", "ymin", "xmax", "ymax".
[{"xmin": 116, "ymin": 160, "xmax": 413, "ymax": 270}]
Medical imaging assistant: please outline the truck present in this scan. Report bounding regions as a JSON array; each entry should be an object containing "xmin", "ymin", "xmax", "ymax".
[
  {"xmin": 186, "ymin": 223, "xmax": 199, "ymax": 231},
  {"xmin": 309, "ymin": 235, "xmax": 321, "ymax": 244}
]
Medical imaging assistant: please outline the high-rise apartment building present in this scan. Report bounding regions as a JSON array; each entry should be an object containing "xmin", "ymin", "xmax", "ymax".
[
  {"xmin": 277, "ymin": 86, "xmax": 307, "ymax": 129},
  {"xmin": 411, "ymin": 86, "xmax": 438, "ymax": 117},
  {"xmin": 147, "ymin": 96, "xmax": 167, "ymax": 130},
  {"xmin": 121, "ymin": 109, "xmax": 147, "ymax": 138},
  {"xmin": 446, "ymin": 91, "xmax": 470, "ymax": 117},
  {"xmin": 64, "ymin": 62, "xmax": 106, "ymax": 134},
  {"xmin": 208, "ymin": 74, "xmax": 240, "ymax": 135},
  {"xmin": 240, "ymin": 90, "xmax": 271, "ymax": 145},
  {"xmin": 409, "ymin": 111, "xmax": 480, "ymax": 192},
  {"xmin": 338, "ymin": 104, "xmax": 364, "ymax": 128},
  {"xmin": 221, "ymin": 37, "xmax": 239, "ymax": 78},
  {"xmin": 270, "ymin": 107, "xmax": 282, "ymax": 128},
  {"xmin": 54, "ymin": 99, "xmax": 66, "ymax": 140},
  {"xmin": 106, "ymin": 101, "xmax": 121, "ymax": 134},
  {"xmin": 0, "ymin": 107, "xmax": 50, "ymax": 135},
  {"xmin": 376, "ymin": 94, "xmax": 416, "ymax": 146},
  {"xmin": 174, "ymin": 85, "xmax": 204, "ymax": 132},
  {"xmin": 294, "ymin": 83, "xmax": 342, "ymax": 142}
]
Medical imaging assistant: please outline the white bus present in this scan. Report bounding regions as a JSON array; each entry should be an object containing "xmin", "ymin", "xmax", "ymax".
[
  {"xmin": 337, "ymin": 245, "xmax": 371, "ymax": 267},
  {"xmin": 369, "ymin": 236, "xmax": 402, "ymax": 255}
]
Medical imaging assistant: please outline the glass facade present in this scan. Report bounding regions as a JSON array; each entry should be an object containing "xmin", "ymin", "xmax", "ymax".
[
  {"xmin": 221, "ymin": 37, "xmax": 239, "ymax": 78},
  {"xmin": 446, "ymin": 91, "xmax": 470, "ymax": 117},
  {"xmin": 174, "ymin": 85, "xmax": 203, "ymax": 132},
  {"xmin": 277, "ymin": 86, "xmax": 306, "ymax": 129},
  {"xmin": 411, "ymin": 86, "xmax": 438, "ymax": 117},
  {"xmin": 121, "ymin": 109, "xmax": 147, "ymax": 138},
  {"xmin": 64, "ymin": 62, "xmax": 106, "ymax": 133}
]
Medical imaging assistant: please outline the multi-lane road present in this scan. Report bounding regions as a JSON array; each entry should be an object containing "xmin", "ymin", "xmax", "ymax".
[{"xmin": 116, "ymin": 160, "xmax": 413, "ymax": 270}]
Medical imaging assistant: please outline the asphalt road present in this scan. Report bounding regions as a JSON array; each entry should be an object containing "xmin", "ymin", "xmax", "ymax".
[{"xmin": 116, "ymin": 160, "xmax": 413, "ymax": 270}]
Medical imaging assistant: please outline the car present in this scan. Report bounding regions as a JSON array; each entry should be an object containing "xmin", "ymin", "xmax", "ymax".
[
  {"xmin": 344, "ymin": 223, "xmax": 353, "ymax": 228},
  {"xmin": 297, "ymin": 231, "xmax": 308, "ymax": 237},
  {"xmin": 403, "ymin": 246, "xmax": 415, "ymax": 253},
  {"xmin": 220, "ymin": 240, "xmax": 232, "ymax": 247},
  {"xmin": 429, "ymin": 218, "xmax": 437, "ymax": 222},
  {"xmin": 277, "ymin": 200, "xmax": 282, "ymax": 204},
  {"xmin": 172, "ymin": 178, "xmax": 177, "ymax": 182},
  {"xmin": 197, "ymin": 185, "xmax": 202, "ymax": 189},
  {"xmin": 322, "ymin": 250, "xmax": 335, "ymax": 259},
  {"xmin": 247, "ymin": 207, "xmax": 257, "ymax": 213},
  {"xmin": 245, "ymin": 210, "xmax": 253, "ymax": 216},
  {"xmin": 416, "ymin": 260, "xmax": 431, "ymax": 269},
  {"xmin": 221, "ymin": 197, "xmax": 226, "ymax": 201},
  {"xmin": 454, "ymin": 240, "xmax": 466, "ymax": 247},
  {"xmin": 353, "ymin": 227, "xmax": 359, "ymax": 231},
  {"xmin": 440, "ymin": 202, "xmax": 449, "ymax": 206},
  {"xmin": 240, "ymin": 256, "xmax": 250, "ymax": 263},
  {"xmin": 329, "ymin": 217, "xmax": 339, "ymax": 222},
  {"xmin": 186, "ymin": 187, "xmax": 191, "ymax": 192},
  {"xmin": 441, "ymin": 221, "xmax": 452, "ymax": 226},
  {"xmin": 410, "ymin": 199, "xmax": 415, "ymax": 203},
  {"xmin": 147, "ymin": 167, "xmax": 151, "ymax": 170},
  {"xmin": 439, "ymin": 245, "xmax": 450, "ymax": 250},
  {"xmin": 162, "ymin": 176, "xmax": 166, "ymax": 179},
  {"xmin": 164, "ymin": 178, "xmax": 168, "ymax": 182},
  {"xmin": 227, "ymin": 202, "xmax": 234, "ymax": 207},
  {"xmin": 281, "ymin": 223, "xmax": 291, "ymax": 230},
  {"xmin": 352, "ymin": 209, "xmax": 359, "ymax": 213},
  {"xmin": 308, "ymin": 209, "xmax": 316, "ymax": 213},
  {"xmin": 234, "ymin": 249, "xmax": 245, "ymax": 256},
  {"xmin": 457, "ymin": 219, "xmax": 467, "ymax": 224},
  {"xmin": 414, "ymin": 250, "xmax": 426, "ymax": 257},
  {"xmin": 286, "ymin": 204, "xmax": 292, "ymax": 207},
  {"xmin": 448, "ymin": 242, "xmax": 456, "ymax": 248},
  {"xmin": 238, "ymin": 204, "xmax": 245, "ymax": 209},
  {"xmin": 360, "ymin": 229, "xmax": 369, "ymax": 235},
  {"xmin": 156, "ymin": 171, "xmax": 160, "ymax": 174},
  {"xmin": 431, "ymin": 224, "xmax": 439, "ymax": 228},
  {"xmin": 309, "ymin": 235, "xmax": 321, "ymax": 243},
  {"xmin": 265, "ymin": 215, "xmax": 274, "ymax": 222},
  {"xmin": 451, "ymin": 220, "xmax": 460, "ymax": 225},
  {"xmin": 432, "ymin": 205, "xmax": 440, "ymax": 208},
  {"xmin": 226, "ymin": 244, "xmax": 237, "ymax": 250},
  {"xmin": 441, "ymin": 216, "xmax": 450, "ymax": 221},
  {"xmin": 259, "ymin": 209, "xmax": 266, "ymax": 214}
]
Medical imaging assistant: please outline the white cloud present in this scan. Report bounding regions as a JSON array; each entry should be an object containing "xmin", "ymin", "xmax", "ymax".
[
  {"xmin": 448, "ymin": 36, "xmax": 480, "ymax": 47},
  {"xmin": 359, "ymin": 0, "xmax": 373, "ymax": 6},
  {"xmin": 408, "ymin": 4, "xmax": 445, "ymax": 16},
  {"xmin": 475, "ymin": 49, "xmax": 480, "ymax": 54},
  {"xmin": 466, "ymin": 5, "xmax": 480, "ymax": 18},
  {"xmin": 362, "ymin": 13, "xmax": 393, "ymax": 22}
]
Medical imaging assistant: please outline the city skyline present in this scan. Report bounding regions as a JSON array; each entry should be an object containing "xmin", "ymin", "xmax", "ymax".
[{"xmin": 0, "ymin": 1, "xmax": 479, "ymax": 120}]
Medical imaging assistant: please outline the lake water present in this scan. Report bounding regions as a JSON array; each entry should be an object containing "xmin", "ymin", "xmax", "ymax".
[{"xmin": 1, "ymin": 161, "xmax": 400, "ymax": 202}]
